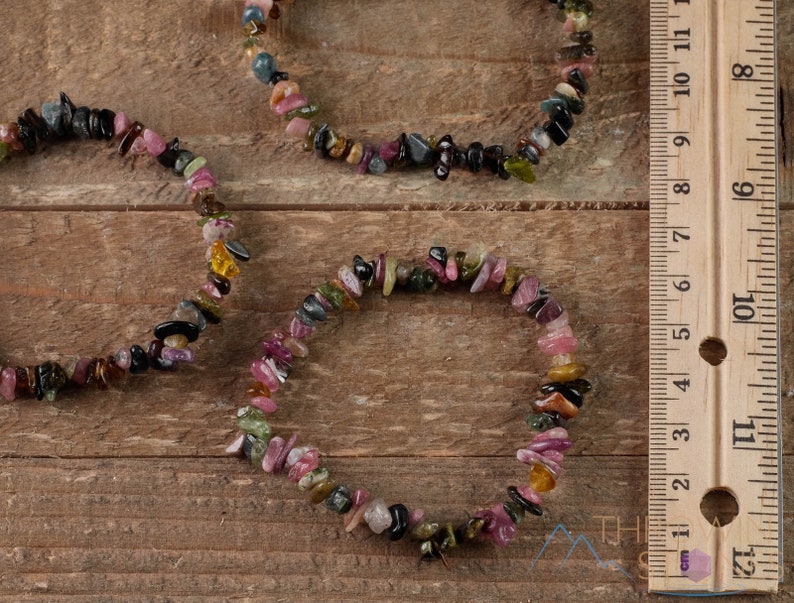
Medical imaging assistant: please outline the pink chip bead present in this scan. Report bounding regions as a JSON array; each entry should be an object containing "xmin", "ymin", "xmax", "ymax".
[
  {"xmin": 288, "ymin": 448, "xmax": 319, "ymax": 482},
  {"xmin": 201, "ymin": 281, "xmax": 223, "ymax": 301},
  {"xmin": 286, "ymin": 117, "xmax": 312, "ymax": 139},
  {"xmin": 517, "ymin": 486, "xmax": 543, "ymax": 505},
  {"xmin": 143, "ymin": 128, "xmax": 166, "ymax": 156},
  {"xmin": 0, "ymin": 367, "xmax": 17, "ymax": 401},
  {"xmin": 71, "ymin": 357, "xmax": 91, "ymax": 384},
  {"xmin": 113, "ymin": 112, "xmax": 132, "ymax": 138},
  {"xmin": 470, "ymin": 252, "xmax": 496, "ymax": 293},
  {"xmin": 485, "ymin": 257, "xmax": 507, "ymax": 291},
  {"xmin": 527, "ymin": 438, "xmax": 573, "ymax": 453},
  {"xmin": 251, "ymin": 358, "xmax": 280, "ymax": 392},
  {"xmin": 425, "ymin": 257, "xmax": 448, "ymax": 284},
  {"xmin": 445, "ymin": 255, "xmax": 458, "ymax": 281},
  {"xmin": 338, "ymin": 265, "xmax": 363, "ymax": 298},
  {"xmin": 262, "ymin": 436, "xmax": 286, "ymax": 473},
  {"xmin": 476, "ymin": 504, "xmax": 517, "ymax": 548},
  {"xmin": 161, "ymin": 347, "xmax": 195, "ymax": 363},
  {"xmin": 537, "ymin": 326, "xmax": 578, "ymax": 355},
  {"xmin": 202, "ymin": 218, "xmax": 236, "ymax": 245},
  {"xmin": 114, "ymin": 347, "xmax": 132, "ymax": 370},
  {"xmin": 129, "ymin": 136, "xmax": 148, "ymax": 155},
  {"xmin": 289, "ymin": 316, "xmax": 315, "ymax": 339},
  {"xmin": 545, "ymin": 310, "xmax": 570, "ymax": 331},
  {"xmin": 379, "ymin": 140, "xmax": 400, "ymax": 164},
  {"xmin": 246, "ymin": 0, "xmax": 274, "ymax": 13},
  {"xmin": 250, "ymin": 396, "xmax": 278, "ymax": 414},
  {"xmin": 185, "ymin": 166, "xmax": 217, "ymax": 191},
  {"xmin": 511, "ymin": 275, "xmax": 540, "ymax": 313},
  {"xmin": 352, "ymin": 488, "xmax": 370, "ymax": 509},
  {"xmin": 532, "ymin": 426, "xmax": 569, "ymax": 441},
  {"xmin": 542, "ymin": 449, "xmax": 565, "ymax": 464},
  {"xmin": 273, "ymin": 93, "xmax": 309, "ymax": 116}
]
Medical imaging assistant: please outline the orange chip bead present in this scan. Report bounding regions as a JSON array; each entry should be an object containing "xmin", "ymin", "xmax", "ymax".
[
  {"xmin": 270, "ymin": 80, "xmax": 300, "ymax": 110},
  {"xmin": 529, "ymin": 464, "xmax": 557, "ymax": 492},
  {"xmin": 531, "ymin": 391, "xmax": 579, "ymax": 420},
  {"xmin": 547, "ymin": 362, "xmax": 588, "ymax": 383},
  {"xmin": 210, "ymin": 240, "xmax": 240, "ymax": 278}
]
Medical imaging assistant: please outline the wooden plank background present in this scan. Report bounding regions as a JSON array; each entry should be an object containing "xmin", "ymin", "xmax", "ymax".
[{"xmin": 0, "ymin": 1, "xmax": 790, "ymax": 600}]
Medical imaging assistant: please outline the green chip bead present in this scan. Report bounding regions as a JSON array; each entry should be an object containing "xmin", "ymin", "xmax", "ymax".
[
  {"xmin": 411, "ymin": 519, "xmax": 440, "ymax": 540},
  {"xmin": 286, "ymin": 102, "xmax": 320, "ymax": 120},
  {"xmin": 317, "ymin": 282, "xmax": 344, "ymax": 310},
  {"xmin": 249, "ymin": 437, "xmax": 269, "ymax": 467},
  {"xmin": 182, "ymin": 156, "xmax": 207, "ymax": 179},
  {"xmin": 0, "ymin": 141, "xmax": 9, "ymax": 163},
  {"xmin": 503, "ymin": 156, "xmax": 536, "ymax": 183},
  {"xmin": 236, "ymin": 405, "xmax": 272, "ymax": 440},
  {"xmin": 297, "ymin": 467, "xmax": 330, "ymax": 492},
  {"xmin": 197, "ymin": 211, "xmax": 233, "ymax": 227},
  {"xmin": 526, "ymin": 412, "xmax": 558, "ymax": 432}
]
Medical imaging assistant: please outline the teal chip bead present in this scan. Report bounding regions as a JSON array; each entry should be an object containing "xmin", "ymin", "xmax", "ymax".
[
  {"xmin": 503, "ymin": 156, "xmax": 536, "ymax": 183},
  {"xmin": 252, "ymin": 52, "xmax": 277, "ymax": 84},
  {"xmin": 236, "ymin": 405, "xmax": 272, "ymax": 440}
]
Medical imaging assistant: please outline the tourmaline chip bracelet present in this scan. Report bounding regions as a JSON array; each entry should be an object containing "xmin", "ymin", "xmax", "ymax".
[
  {"xmin": 0, "ymin": 93, "xmax": 249, "ymax": 402},
  {"xmin": 239, "ymin": 0, "xmax": 598, "ymax": 183},
  {"xmin": 227, "ymin": 244, "xmax": 591, "ymax": 562}
]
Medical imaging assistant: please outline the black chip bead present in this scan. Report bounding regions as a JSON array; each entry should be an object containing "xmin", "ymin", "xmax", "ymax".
[
  {"xmin": 507, "ymin": 486, "xmax": 543, "ymax": 516},
  {"xmin": 553, "ymin": 91, "xmax": 585, "ymax": 115},
  {"xmin": 569, "ymin": 31, "xmax": 593, "ymax": 45},
  {"xmin": 482, "ymin": 145, "xmax": 503, "ymax": 174},
  {"xmin": 567, "ymin": 67, "xmax": 590, "ymax": 95},
  {"xmin": 118, "ymin": 122, "xmax": 144, "ymax": 156},
  {"xmin": 526, "ymin": 294, "xmax": 550, "ymax": 317},
  {"xmin": 87, "ymin": 108, "xmax": 100, "ymax": 139},
  {"xmin": 352, "ymin": 255, "xmax": 373, "ymax": 282},
  {"xmin": 242, "ymin": 433, "xmax": 257, "ymax": 459},
  {"xmin": 539, "ymin": 381, "xmax": 585, "ymax": 407},
  {"xmin": 407, "ymin": 267, "xmax": 425, "ymax": 292},
  {"xmin": 16, "ymin": 116, "xmax": 37, "ymax": 154},
  {"xmin": 407, "ymin": 133, "xmax": 434, "ymax": 165},
  {"xmin": 429, "ymin": 246, "xmax": 447, "ymax": 264},
  {"xmin": 497, "ymin": 155, "xmax": 511, "ymax": 180},
  {"xmin": 224, "ymin": 240, "xmax": 251, "ymax": 262},
  {"xmin": 549, "ymin": 103, "xmax": 574, "ymax": 130},
  {"xmin": 555, "ymin": 44, "xmax": 597, "ymax": 62},
  {"xmin": 433, "ymin": 134, "xmax": 455, "ymax": 181},
  {"xmin": 157, "ymin": 138, "xmax": 180, "ymax": 168},
  {"xmin": 129, "ymin": 344, "xmax": 149, "ymax": 374},
  {"xmin": 173, "ymin": 149, "xmax": 195, "ymax": 176},
  {"xmin": 313, "ymin": 123, "xmax": 330, "ymax": 159},
  {"xmin": 549, "ymin": 0, "xmax": 566, "ymax": 7},
  {"xmin": 32, "ymin": 364, "xmax": 45, "ymax": 401},
  {"xmin": 386, "ymin": 504, "xmax": 410, "ymax": 541},
  {"xmin": 22, "ymin": 108, "xmax": 51, "ymax": 142},
  {"xmin": 71, "ymin": 106, "xmax": 91, "ymax": 139},
  {"xmin": 453, "ymin": 148, "xmax": 468, "ymax": 168},
  {"xmin": 269, "ymin": 70, "xmax": 289, "ymax": 84},
  {"xmin": 302, "ymin": 294, "xmax": 327, "ymax": 322},
  {"xmin": 466, "ymin": 142, "xmax": 484, "ymax": 172},
  {"xmin": 98, "ymin": 109, "xmax": 116, "ymax": 140},
  {"xmin": 518, "ymin": 144, "xmax": 540, "ymax": 165},
  {"xmin": 208, "ymin": 271, "xmax": 232, "ymax": 295},
  {"xmin": 295, "ymin": 306, "xmax": 316, "ymax": 327},
  {"xmin": 153, "ymin": 320, "xmax": 201, "ymax": 343},
  {"xmin": 393, "ymin": 132, "xmax": 412, "ymax": 168},
  {"xmin": 566, "ymin": 378, "xmax": 592, "ymax": 393},
  {"xmin": 147, "ymin": 339, "xmax": 176, "ymax": 371},
  {"xmin": 544, "ymin": 120, "xmax": 570, "ymax": 146},
  {"xmin": 420, "ymin": 539, "xmax": 442, "ymax": 561},
  {"xmin": 59, "ymin": 92, "xmax": 76, "ymax": 133},
  {"xmin": 503, "ymin": 500, "xmax": 525, "ymax": 524}
]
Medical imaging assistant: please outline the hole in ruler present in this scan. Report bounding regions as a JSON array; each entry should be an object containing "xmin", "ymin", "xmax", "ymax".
[
  {"xmin": 698, "ymin": 337, "xmax": 727, "ymax": 366},
  {"xmin": 700, "ymin": 488, "xmax": 739, "ymax": 526}
]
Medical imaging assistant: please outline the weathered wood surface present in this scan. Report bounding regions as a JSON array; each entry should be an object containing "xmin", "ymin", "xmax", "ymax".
[{"xmin": 0, "ymin": 1, "xmax": 791, "ymax": 601}]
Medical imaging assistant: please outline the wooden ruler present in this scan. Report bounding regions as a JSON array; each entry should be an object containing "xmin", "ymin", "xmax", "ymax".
[{"xmin": 648, "ymin": 0, "xmax": 781, "ymax": 593}]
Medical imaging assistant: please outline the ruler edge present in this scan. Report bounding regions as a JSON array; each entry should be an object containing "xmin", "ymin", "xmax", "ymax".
[{"xmin": 646, "ymin": 0, "xmax": 783, "ymax": 592}]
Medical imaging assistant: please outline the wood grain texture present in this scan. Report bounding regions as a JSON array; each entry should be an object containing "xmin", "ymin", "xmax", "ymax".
[{"xmin": 0, "ymin": 0, "xmax": 791, "ymax": 601}]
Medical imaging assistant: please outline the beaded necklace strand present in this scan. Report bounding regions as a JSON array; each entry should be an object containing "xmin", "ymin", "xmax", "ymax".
[
  {"xmin": 227, "ymin": 244, "xmax": 591, "ymax": 562},
  {"xmin": 238, "ymin": 0, "xmax": 597, "ymax": 183},
  {"xmin": 0, "ymin": 93, "xmax": 248, "ymax": 402}
]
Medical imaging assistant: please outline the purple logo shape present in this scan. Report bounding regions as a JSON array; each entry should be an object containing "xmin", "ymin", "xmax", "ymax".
[{"xmin": 681, "ymin": 548, "xmax": 712, "ymax": 583}]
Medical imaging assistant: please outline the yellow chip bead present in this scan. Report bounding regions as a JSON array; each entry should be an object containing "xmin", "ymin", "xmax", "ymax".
[
  {"xmin": 529, "ymin": 463, "xmax": 557, "ymax": 493},
  {"xmin": 547, "ymin": 362, "xmax": 588, "ymax": 382},
  {"xmin": 210, "ymin": 240, "xmax": 240, "ymax": 278}
]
